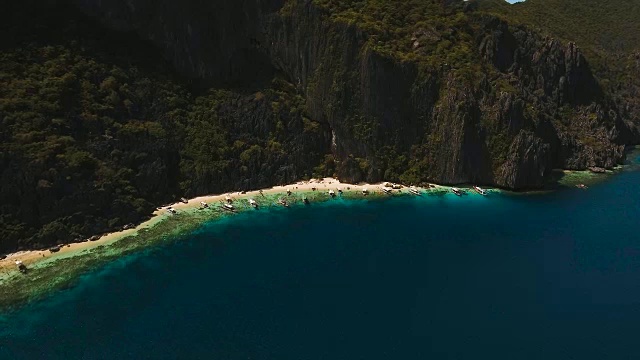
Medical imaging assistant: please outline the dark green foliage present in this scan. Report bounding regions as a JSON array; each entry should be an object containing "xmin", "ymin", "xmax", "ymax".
[
  {"xmin": 313, "ymin": 0, "xmax": 481, "ymax": 74},
  {"xmin": 478, "ymin": 0, "xmax": 640, "ymax": 124},
  {"xmin": 0, "ymin": 1, "xmax": 328, "ymax": 253}
]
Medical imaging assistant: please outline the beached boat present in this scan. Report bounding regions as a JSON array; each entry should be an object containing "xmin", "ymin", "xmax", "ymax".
[
  {"xmin": 200, "ymin": 201, "xmax": 209, "ymax": 208},
  {"xmin": 362, "ymin": 188, "xmax": 369, "ymax": 195},
  {"xmin": 225, "ymin": 195, "xmax": 233, "ymax": 203},
  {"xmin": 180, "ymin": 197, "xmax": 188, "ymax": 204},
  {"xmin": 329, "ymin": 189, "xmax": 336, "ymax": 197},
  {"xmin": 278, "ymin": 198, "xmax": 290, "ymax": 208},
  {"xmin": 15, "ymin": 260, "xmax": 27, "ymax": 273},
  {"xmin": 248, "ymin": 199, "xmax": 258, "ymax": 208},
  {"xmin": 221, "ymin": 203, "xmax": 235, "ymax": 212},
  {"xmin": 451, "ymin": 187, "xmax": 463, "ymax": 196},
  {"xmin": 287, "ymin": 188, "xmax": 292, "ymax": 196},
  {"xmin": 472, "ymin": 186, "xmax": 487, "ymax": 196},
  {"xmin": 167, "ymin": 207, "xmax": 177, "ymax": 214},
  {"xmin": 409, "ymin": 187, "xmax": 421, "ymax": 196},
  {"xmin": 382, "ymin": 187, "xmax": 393, "ymax": 194}
]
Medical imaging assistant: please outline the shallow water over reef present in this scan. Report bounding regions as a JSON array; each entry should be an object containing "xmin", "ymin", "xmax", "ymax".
[{"xmin": 2, "ymin": 155, "xmax": 640, "ymax": 359}]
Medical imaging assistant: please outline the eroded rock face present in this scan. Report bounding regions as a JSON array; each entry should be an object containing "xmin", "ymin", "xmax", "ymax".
[{"xmin": 74, "ymin": 0, "xmax": 639, "ymax": 189}]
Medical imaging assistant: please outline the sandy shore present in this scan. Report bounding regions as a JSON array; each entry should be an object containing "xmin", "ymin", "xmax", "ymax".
[{"xmin": 0, "ymin": 178, "xmax": 417, "ymax": 277}]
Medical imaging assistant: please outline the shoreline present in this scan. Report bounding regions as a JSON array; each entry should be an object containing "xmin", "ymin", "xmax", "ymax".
[
  {"xmin": 0, "ymin": 168, "xmax": 614, "ymax": 278},
  {"xmin": 0, "ymin": 178, "xmax": 442, "ymax": 278},
  {"xmin": 0, "ymin": 165, "xmax": 621, "ymax": 309}
]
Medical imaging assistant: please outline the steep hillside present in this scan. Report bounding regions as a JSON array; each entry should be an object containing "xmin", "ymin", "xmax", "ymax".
[
  {"xmin": 479, "ymin": 0, "xmax": 640, "ymax": 128},
  {"xmin": 479, "ymin": 0, "xmax": 640, "ymax": 55},
  {"xmin": 1, "ymin": 0, "xmax": 639, "ymax": 252},
  {"xmin": 0, "ymin": 1, "xmax": 328, "ymax": 253}
]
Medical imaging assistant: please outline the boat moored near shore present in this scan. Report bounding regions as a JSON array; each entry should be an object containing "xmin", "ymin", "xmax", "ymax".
[
  {"xmin": 409, "ymin": 187, "xmax": 421, "ymax": 196},
  {"xmin": 473, "ymin": 186, "xmax": 487, "ymax": 196},
  {"xmin": 451, "ymin": 187, "xmax": 463, "ymax": 196},
  {"xmin": 278, "ymin": 198, "xmax": 290, "ymax": 208},
  {"xmin": 248, "ymin": 199, "xmax": 258, "ymax": 208},
  {"xmin": 15, "ymin": 260, "xmax": 27, "ymax": 273},
  {"xmin": 221, "ymin": 202, "xmax": 235, "ymax": 212}
]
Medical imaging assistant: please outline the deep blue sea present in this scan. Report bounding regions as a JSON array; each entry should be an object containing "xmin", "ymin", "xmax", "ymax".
[{"xmin": 2, "ymin": 164, "xmax": 640, "ymax": 359}]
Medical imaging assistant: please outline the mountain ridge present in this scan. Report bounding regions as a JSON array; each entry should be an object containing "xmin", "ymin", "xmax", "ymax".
[{"xmin": 1, "ymin": 0, "xmax": 638, "ymax": 252}]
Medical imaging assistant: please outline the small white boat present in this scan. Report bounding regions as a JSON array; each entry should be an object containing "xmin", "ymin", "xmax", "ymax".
[
  {"xmin": 225, "ymin": 195, "xmax": 233, "ymax": 203},
  {"xmin": 200, "ymin": 201, "xmax": 209, "ymax": 208},
  {"xmin": 329, "ymin": 189, "xmax": 336, "ymax": 197},
  {"xmin": 248, "ymin": 199, "xmax": 258, "ymax": 208},
  {"xmin": 362, "ymin": 188, "xmax": 369, "ymax": 195},
  {"xmin": 382, "ymin": 187, "xmax": 393, "ymax": 194},
  {"xmin": 409, "ymin": 187, "xmax": 421, "ymax": 196},
  {"xmin": 222, "ymin": 203, "xmax": 235, "ymax": 212},
  {"xmin": 473, "ymin": 186, "xmax": 487, "ymax": 196},
  {"xmin": 16, "ymin": 260, "xmax": 27, "ymax": 273},
  {"xmin": 167, "ymin": 207, "xmax": 177, "ymax": 214},
  {"xmin": 278, "ymin": 198, "xmax": 290, "ymax": 208},
  {"xmin": 451, "ymin": 187, "xmax": 462, "ymax": 196}
]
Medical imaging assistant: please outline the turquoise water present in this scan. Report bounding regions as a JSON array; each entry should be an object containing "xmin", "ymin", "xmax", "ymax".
[{"xmin": 2, "ymin": 163, "xmax": 640, "ymax": 358}]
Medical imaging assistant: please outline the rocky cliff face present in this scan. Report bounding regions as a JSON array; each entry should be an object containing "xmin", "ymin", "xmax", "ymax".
[{"xmin": 75, "ymin": 0, "xmax": 638, "ymax": 189}]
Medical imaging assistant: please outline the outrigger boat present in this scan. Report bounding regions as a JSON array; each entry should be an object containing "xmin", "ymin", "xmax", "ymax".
[
  {"xmin": 409, "ymin": 187, "xmax": 421, "ymax": 196},
  {"xmin": 200, "ymin": 201, "xmax": 209, "ymax": 208},
  {"xmin": 221, "ymin": 202, "xmax": 236, "ymax": 212},
  {"xmin": 472, "ymin": 186, "xmax": 487, "ymax": 196},
  {"xmin": 15, "ymin": 260, "xmax": 27, "ymax": 273},
  {"xmin": 451, "ymin": 187, "xmax": 463, "ymax": 196},
  {"xmin": 248, "ymin": 199, "xmax": 258, "ymax": 208},
  {"xmin": 382, "ymin": 187, "xmax": 393, "ymax": 194},
  {"xmin": 329, "ymin": 189, "xmax": 336, "ymax": 197},
  {"xmin": 278, "ymin": 198, "xmax": 290, "ymax": 208}
]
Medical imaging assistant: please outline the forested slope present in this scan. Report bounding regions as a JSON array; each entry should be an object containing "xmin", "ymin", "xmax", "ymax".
[
  {"xmin": 2, "ymin": 0, "xmax": 639, "ymax": 253},
  {"xmin": 0, "ymin": 1, "xmax": 328, "ymax": 252}
]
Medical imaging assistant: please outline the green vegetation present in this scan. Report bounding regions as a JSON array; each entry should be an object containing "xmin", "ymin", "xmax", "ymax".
[
  {"xmin": 313, "ymin": 0, "xmax": 482, "ymax": 76},
  {"xmin": 479, "ymin": 0, "xmax": 640, "ymax": 117},
  {"xmin": 479, "ymin": 0, "xmax": 640, "ymax": 56},
  {"xmin": 0, "ymin": 1, "xmax": 327, "ymax": 253},
  {"xmin": 1, "ymin": 0, "xmax": 637, "ymax": 252}
]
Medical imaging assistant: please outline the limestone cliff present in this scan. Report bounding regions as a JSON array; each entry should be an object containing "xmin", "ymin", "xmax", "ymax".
[{"xmin": 74, "ymin": 0, "xmax": 638, "ymax": 189}]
